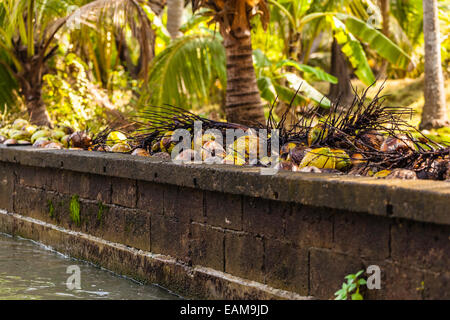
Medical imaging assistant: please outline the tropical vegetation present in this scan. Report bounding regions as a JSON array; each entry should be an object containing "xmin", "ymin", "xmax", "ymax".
[{"xmin": 0, "ymin": 0, "xmax": 448, "ymax": 137}]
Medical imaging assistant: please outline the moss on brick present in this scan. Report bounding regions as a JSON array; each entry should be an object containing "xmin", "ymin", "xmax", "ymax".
[{"xmin": 69, "ymin": 195, "xmax": 81, "ymax": 227}]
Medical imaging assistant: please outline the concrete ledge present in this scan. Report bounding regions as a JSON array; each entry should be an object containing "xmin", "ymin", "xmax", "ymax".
[
  {"xmin": 1, "ymin": 146, "xmax": 449, "ymax": 225},
  {"xmin": 0, "ymin": 146, "xmax": 449, "ymax": 299},
  {"xmin": 0, "ymin": 210, "xmax": 310, "ymax": 300}
]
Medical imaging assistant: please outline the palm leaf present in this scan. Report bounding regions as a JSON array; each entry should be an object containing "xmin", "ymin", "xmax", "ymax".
[
  {"xmin": 0, "ymin": 61, "xmax": 17, "ymax": 110},
  {"xmin": 390, "ymin": 0, "xmax": 423, "ymax": 47},
  {"xmin": 283, "ymin": 72, "xmax": 331, "ymax": 108},
  {"xmin": 276, "ymin": 59, "xmax": 338, "ymax": 83},
  {"xmin": 300, "ymin": 11, "xmax": 415, "ymax": 84},
  {"xmin": 143, "ymin": 33, "xmax": 226, "ymax": 109},
  {"xmin": 61, "ymin": 0, "xmax": 154, "ymax": 79}
]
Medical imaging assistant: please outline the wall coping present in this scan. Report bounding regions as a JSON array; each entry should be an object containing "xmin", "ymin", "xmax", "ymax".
[{"xmin": 1, "ymin": 145, "xmax": 449, "ymax": 225}]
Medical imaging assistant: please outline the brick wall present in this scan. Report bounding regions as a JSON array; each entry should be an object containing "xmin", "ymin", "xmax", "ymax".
[{"xmin": 0, "ymin": 147, "xmax": 449, "ymax": 299}]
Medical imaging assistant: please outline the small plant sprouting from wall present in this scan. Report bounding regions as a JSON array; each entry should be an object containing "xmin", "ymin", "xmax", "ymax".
[
  {"xmin": 70, "ymin": 195, "xmax": 81, "ymax": 227},
  {"xmin": 48, "ymin": 200, "xmax": 55, "ymax": 219},
  {"xmin": 335, "ymin": 270, "xmax": 367, "ymax": 300},
  {"xmin": 97, "ymin": 201, "xmax": 106, "ymax": 225}
]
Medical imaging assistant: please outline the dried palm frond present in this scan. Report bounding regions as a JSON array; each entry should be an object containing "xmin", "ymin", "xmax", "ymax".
[
  {"xmin": 127, "ymin": 104, "xmax": 250, "ymax": 151},
  {"xmin": 102, "ymin": 84, "xmax": 449, "ymax": 180}
]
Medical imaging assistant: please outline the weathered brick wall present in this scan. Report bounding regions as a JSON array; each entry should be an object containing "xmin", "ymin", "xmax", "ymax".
[{"xmin": 0, "ymin": 147, "xmax": 449, "ymax": 299}]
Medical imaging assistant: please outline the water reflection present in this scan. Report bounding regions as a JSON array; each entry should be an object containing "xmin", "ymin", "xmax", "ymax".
[{"xmin": 0, "ymin": 233, "xmax": 181, "ymax": 300}]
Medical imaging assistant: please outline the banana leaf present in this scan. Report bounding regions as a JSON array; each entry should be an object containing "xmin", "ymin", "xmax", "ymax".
[
  {"xmin": 335, "ymin": 13, "xmax": 414, "ymax": 70},
  {"xmin": 276, "ymin": 59, "xmax": 338, "ymax": 84},
  {"xmin": 273, "ymin": 83, "xmax": 307, "ymax": 106},
  {"xmin": 283, "ymin": 72, "xmax": 331, "ymax": 108},
  {"xmin": 329, "ymin": 15, "xmax": 375, "ymax": 85},
  {"xmin": 257, "ymin": 76, "xmax": 277, "ymax": 103}
]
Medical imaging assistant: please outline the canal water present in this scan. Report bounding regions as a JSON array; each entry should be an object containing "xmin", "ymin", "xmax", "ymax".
[{"xmin": 0, "ymin": 233, "xmax": 180, "ymax": 300}]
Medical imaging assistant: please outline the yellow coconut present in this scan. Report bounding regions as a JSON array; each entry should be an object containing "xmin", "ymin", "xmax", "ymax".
[
  {"xmin": 223, "ymin": 153, "xmax": 245, "ymax": 166},
  {"xmin": 332, "ymin": 149, "xmax": 352, "ymax": 171},
  {"xmin": 229, "ymin": 135, "xmax": 259, "ymax": 160},
  {"xmin": 299, "ymin": 147, "xmax": 336, "ymax": 169},
  {"xmin": 107, "ymin": 131, "xmax": 128, "ymax": 146},
  {"xmin": 373, "ymin": 170, "xmax": 391, "ymax": 178}
]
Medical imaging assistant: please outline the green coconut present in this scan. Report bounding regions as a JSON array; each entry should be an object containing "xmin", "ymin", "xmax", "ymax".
[
  {"xmin": 60, "ymin": 135, "xmax": 71, "ymax": 148},
  {"xmin": 12, "ymin": 119, "xmax": 28, "ymax": 130},
  {"xmin": 31, "ymin": 129, "xmax": 51, "ymax": 143},
  {"xmin": 51, "ymin": 130, "xmax": 66, "ymax": 141},
  {"xmin": 332, "ymin": 149, "xmax": 352, "ymax": 171},
  {"xmin": 9, "ymin": 130, "xmax": 29, "ymax": 141},
  {"xmin": 24, "ymin": 125, "xmax": 37, "ymax": 136}
]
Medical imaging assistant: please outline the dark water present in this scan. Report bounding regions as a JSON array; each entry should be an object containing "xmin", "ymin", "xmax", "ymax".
[{"xmin": 0, "ymin": 233, "xmax": 181, "ymax": 300}]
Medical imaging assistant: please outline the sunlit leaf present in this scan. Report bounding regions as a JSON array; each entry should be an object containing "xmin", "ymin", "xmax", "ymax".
[
  {"xmin": 257, "ymin": 76, "xmax": 276, "ymax": 103},
  {"xmin": 253, "ymin": 49, "xmax": 272, "ymax": 68},
  {"xmin": 336, "ymin": 13, "xmax": 414, "ymax": 70},
  {"xmin": 283, "ymin": 72, "xmax": 331, "ymax": 107},
  {"xmin": 276, "ymin": 59, "xmax": 338, "ymax": 83}
]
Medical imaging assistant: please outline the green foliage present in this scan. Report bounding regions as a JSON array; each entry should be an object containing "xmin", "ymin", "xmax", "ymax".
[
  {"xmin": 0, "ymin": 0, "xmax": 74, "ymax": 111},
  {"xmin": 336, "ymin": 13, "xmax": 414, "ymax": 71},
  {"xmin": 391, "ymin": 0, "xmax": 423, "ymax": 49},
  {"xmin": 43, "ymin": 53, "xmax": 105, "ymax": 131},
  {"xmin": 48, "ymin": 200, "xmax": 55, "ymax": 219},
  {"xmin": 300, "ymin": 11, "xmax": 414, "ymax": 85},
  {"xmin": 97, "ymin": 201, "xmax": 106, "ymax": 223},
  {"xmin": 439, "ymin": 2, "xmax": 450, "ymax": 75},
  {"xmin": 179, "ymin": 9, "xmax": 211, "ymax": 34},
  {"xmin": 330, "ymin": 15, "xmax": 375, "ymax": 85},
  {"xmin": 69, "ymin": 195, "xmax": 81, "ymax": 227},
  {"xmin": 253, "ymin": 49, "xmax": 332, "ymax": 108},
  {"xmin": 143, "ymin": 33, "xmax": 226, "ymax": 109},
  {"xmin": 0, "ymin": 63, "xmax": 17, "ymax": 111},
  {"xmin": 42, "ymin": 52, "xmax": 135, "ymax": 131},
  {"xmin": 335, "ymin": 270, "xmax": 367, "ymax": 300},
  {"xmin": 0, "ymin": 0, "xmax": 154, "ymax": 124},
  {"xmin": 276, "ymin": 59, "xmax": 338, "ymax": 84}
]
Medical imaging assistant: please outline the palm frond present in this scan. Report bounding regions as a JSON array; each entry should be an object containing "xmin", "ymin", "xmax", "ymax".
[
  {"xmin": 59, "ymin": 0, "xmax": 154, "ymax": 79},
  {"xmin": 141, "ymin": 33, "xmax": 226, "ymax": 109}
]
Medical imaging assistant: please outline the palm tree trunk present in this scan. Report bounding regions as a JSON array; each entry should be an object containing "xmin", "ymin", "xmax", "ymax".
[
  {"xmin": 328, "ymin": 38, "xmax": 352, "ymax": 105},
  {"xmin": 16, "ymin": 52, "xmax": 52, "ymax": 127},
  {"xmin": 166, "ymin": 0, "xmax": 184, "ymax": 39},
  {"xmin": 24, "ymin": 87, "xmax": 51, "ymax": 126},
  {"xmin": 420, "ymin": 0, "xmax": 448, "ymax": 130},
  {"xmin": 223, "ymin": 32, "xmax": 265, "ymax": 126}
]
